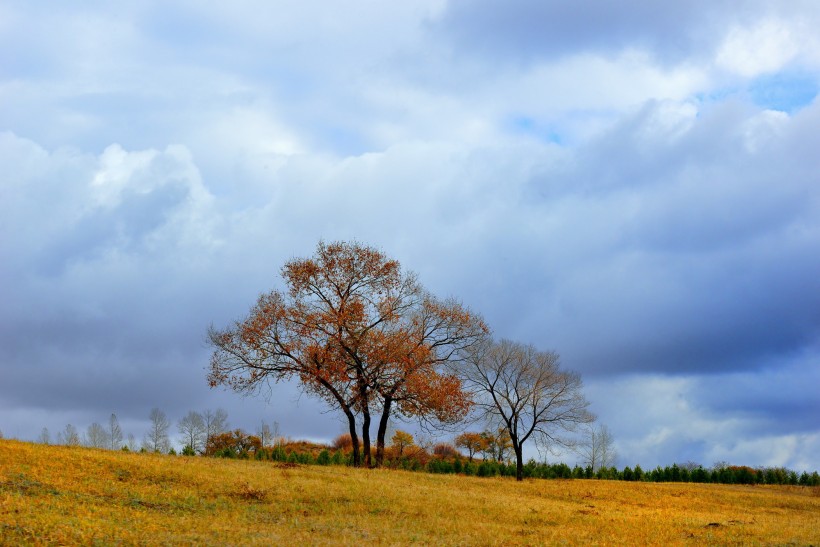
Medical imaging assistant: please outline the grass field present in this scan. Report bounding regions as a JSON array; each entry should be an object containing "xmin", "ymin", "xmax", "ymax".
[{"xmin": 1, "ymin": 439, "xmax": 818, "ymax": 545}]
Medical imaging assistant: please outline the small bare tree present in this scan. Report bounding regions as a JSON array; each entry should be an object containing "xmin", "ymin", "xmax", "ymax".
[
  {"xmin": 203, "ymin": 408, "xmax": 229, "ymax": 449},
  {"xmin": 178, "ymin": 411, "xmax": 206, "ymax": 453},
  {"xmin": 108, "ymin": 413, "xmax": 123, "ymax": 450},
  {"xmin": 58, "ymin": 424, "xmax": 81, "ymax": 446},
  {"xmin": 271, "ymin": 420, "xmax": 282, "ymax": 447},
  {"xmin": 85, "ymin": 422, "xmax": 108, "ymax": 448},
  {"xmin": 37, "ymin": 427, "xmax": 51, "ymax": 445},
  {"xmin": 256, "ymin": 421, "xmax": 274, "ymax": 447},
  {"xmin": 459, "ymin": 339, "xmax": 594, "ymax": 481},
  {"xmin": 143, "ymin": 408, "xmax": 171, "ymax": 453},
  {"xmin": 576, "ymin": 423, "xmax": 617, "ymax": 472}
]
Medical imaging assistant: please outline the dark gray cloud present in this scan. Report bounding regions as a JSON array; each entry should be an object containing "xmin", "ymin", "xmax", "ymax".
[{"xmin": 506, "ymin": 100, "xmax": 820, "ymax": 377}]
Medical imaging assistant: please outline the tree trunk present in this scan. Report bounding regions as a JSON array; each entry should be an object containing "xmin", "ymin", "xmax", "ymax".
[
  {"xmin": 374, "ymin": 397, "xmax": 392, "ymax": 467},
  {"xmin": 346, "ymin": 412, "xmax": 360, "ymax": 467},
  {"xmin": 355, "ymin": 371, "xmax": 372, "ymax": 468},
  {"xmin": 362, "ymin": 408, "xmax": 372, "ymax": 468},
  {"xmin": 515, "ymin": 446, "xmax": 524, "ymax": 481}
]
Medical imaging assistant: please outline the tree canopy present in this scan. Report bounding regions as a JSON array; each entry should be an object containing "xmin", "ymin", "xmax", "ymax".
[{"xmin": 207, "ymin": 240, "xmax": 487, "ymax": 467}]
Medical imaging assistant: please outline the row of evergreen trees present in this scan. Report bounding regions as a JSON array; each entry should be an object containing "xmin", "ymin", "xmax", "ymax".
[
  {"xmin": 207, "ymin": 444, "xmax": 820, "ymax": 486},
  {"xmin": 509, "ymin": 461, "xmax": 820, "ymax": 486}
]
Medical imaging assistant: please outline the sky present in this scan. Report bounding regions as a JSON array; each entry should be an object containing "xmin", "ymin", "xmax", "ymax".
[{"xmin": 1, "ymin": 0, "xmax": 819, "ymax": 471}]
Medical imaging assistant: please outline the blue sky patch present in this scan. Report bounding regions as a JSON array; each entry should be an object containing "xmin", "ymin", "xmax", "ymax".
[
  {"xmin": 507, "ymin": 115, "xmax": 563, "ymax": 145},
  {"xmin": 749, "ymin": 72, "xmax": 818, "ymax": 113}
]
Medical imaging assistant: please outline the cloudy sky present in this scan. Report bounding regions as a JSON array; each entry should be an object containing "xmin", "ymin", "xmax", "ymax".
[{"xmin": 2, "ymin": 1, "xmax": 819, "ymax": 471}]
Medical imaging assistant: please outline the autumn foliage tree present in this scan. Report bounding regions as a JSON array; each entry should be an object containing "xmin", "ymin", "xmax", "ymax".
[
  {"xmin": 390, "ymin": 430, "xmax": 414, "ymax": 457},
  {"xmin": 454, "ymin": 432, "xmax": 485, "ymax": 462},
  {"xmin": 205, "ymin": 429, "xmax": 262, "ymax": 457},
  {"xmin": 207, "ymin": 241, "xmax": 487, "ymax": 467},
  {"xmin": 480, "ymin": 427, "xmax": 513, "ymax": 463}
]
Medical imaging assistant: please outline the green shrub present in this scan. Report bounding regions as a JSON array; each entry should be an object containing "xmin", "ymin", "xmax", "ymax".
[{"xmin": 477, "ymin": 461, "xmax": 499, "ymax": 477}]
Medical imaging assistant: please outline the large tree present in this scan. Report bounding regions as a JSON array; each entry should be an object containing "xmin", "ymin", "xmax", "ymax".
[
  {"xmin": 207, "ymin": 240, "xmax": 486, "ymax": 467},
  {"xmin": 459, "ymin": 339, "xmax": 594, "ymax": 481}
]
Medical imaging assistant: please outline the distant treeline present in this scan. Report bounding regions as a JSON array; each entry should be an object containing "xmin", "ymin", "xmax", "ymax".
[{"xmin": 199, "ymin": 431, "xmax": 820, "ymax": 487}]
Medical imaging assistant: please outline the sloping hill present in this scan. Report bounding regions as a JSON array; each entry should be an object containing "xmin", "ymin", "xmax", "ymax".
[{"xmin": 1, "ymin": 440, "xmax": 818, "ymax": 545}]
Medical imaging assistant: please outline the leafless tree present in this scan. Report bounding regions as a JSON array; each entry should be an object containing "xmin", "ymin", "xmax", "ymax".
[
  {"xmin": 59, "ymin": 423, "xmax": 81, "ymax": 446},
  {"xmin": 256, "ymin": 420, "xmax": 277, "ymax": 447},
  {"xmin": 678, "ymin": 460, "xmax": 702, "ymax": 472},
  {"xmin": 178, "ymin": 411, "xmax": 206, "ymax": 453},
  {"xmin": 203, "ymin": 408, "xmax": 229, "ymax": 449},
  {"xmin": 37, "ymin": 427, "xmax": 51, "ymax": 445},
  {"xmin": 271, "ymin": 420, "xmax": 282, "ymax": 447},
  {"xmin": 108, "ymin": 413, "xmax": 123, "ymax": 450},
  {"xmin": 143, "ymin": 408, "xmax": 171, "ymax": 453},
  {"xmin": 576, "ymin": 423, "xmax": 617, "ymax": 472},
  {"xmin": 459, "ymin": 339, "xmax": 594, "ymax": 481},
  {"xmin": 85, "ymin": 422, "xmax": 108, "ymax": 448}
]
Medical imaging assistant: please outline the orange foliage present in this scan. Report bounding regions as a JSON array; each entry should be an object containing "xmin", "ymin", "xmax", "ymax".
[
  {"xmin": 205, "ymin": 429, "xmax": 262, "ymax": 456},
  {"xmin": 280, "ymin": 439, "xmax": 331, "ymax": 457},
  {"xmin": 390, "ymin": 430, "xmax": 414, "ymax": 457},
  {"xmin": 455, "ymin": 432, "xmax": 486, "ymax": 461},
  {"xmin": 332, "ymin": 433, "xmax": 353, "ymax": 452},
  {"xmin": 207, "ymin": 241, "xmax": 488, "ymax": 467},
  {"xmin": 433, "ymin": 443, "xmax": 459, "ymax": 458}
]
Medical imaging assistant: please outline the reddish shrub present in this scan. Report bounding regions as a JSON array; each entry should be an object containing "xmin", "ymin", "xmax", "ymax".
[
  {"xmin": 433, "ymin": 443, "xmax": 458, "ymax": 458},
  {"xmin": 281, "ymin": 439, "xmax": 331, "ymax": 457},
  {"xmin": 332, "ymin": 433, "xmax": 353, "ymax": 451},
  {"xmin": 205, "ymin": 429, "xmax": 262, "ymax": 456}
]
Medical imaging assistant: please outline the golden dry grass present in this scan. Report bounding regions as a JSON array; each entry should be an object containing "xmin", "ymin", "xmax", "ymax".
[{"xmin": 1, "ymin": 439, "xmax": 818, "ymax": 545}]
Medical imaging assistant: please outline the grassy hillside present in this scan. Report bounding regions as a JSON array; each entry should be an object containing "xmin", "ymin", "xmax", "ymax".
[{"xmin": 1, "ymin": 440, "xmax": 818, "ymax": 545}]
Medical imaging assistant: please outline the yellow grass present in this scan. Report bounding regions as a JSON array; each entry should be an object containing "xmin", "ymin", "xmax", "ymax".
[{"xmin": 1, "ymin": 439, "xmax": 818, "ymax": 545}]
